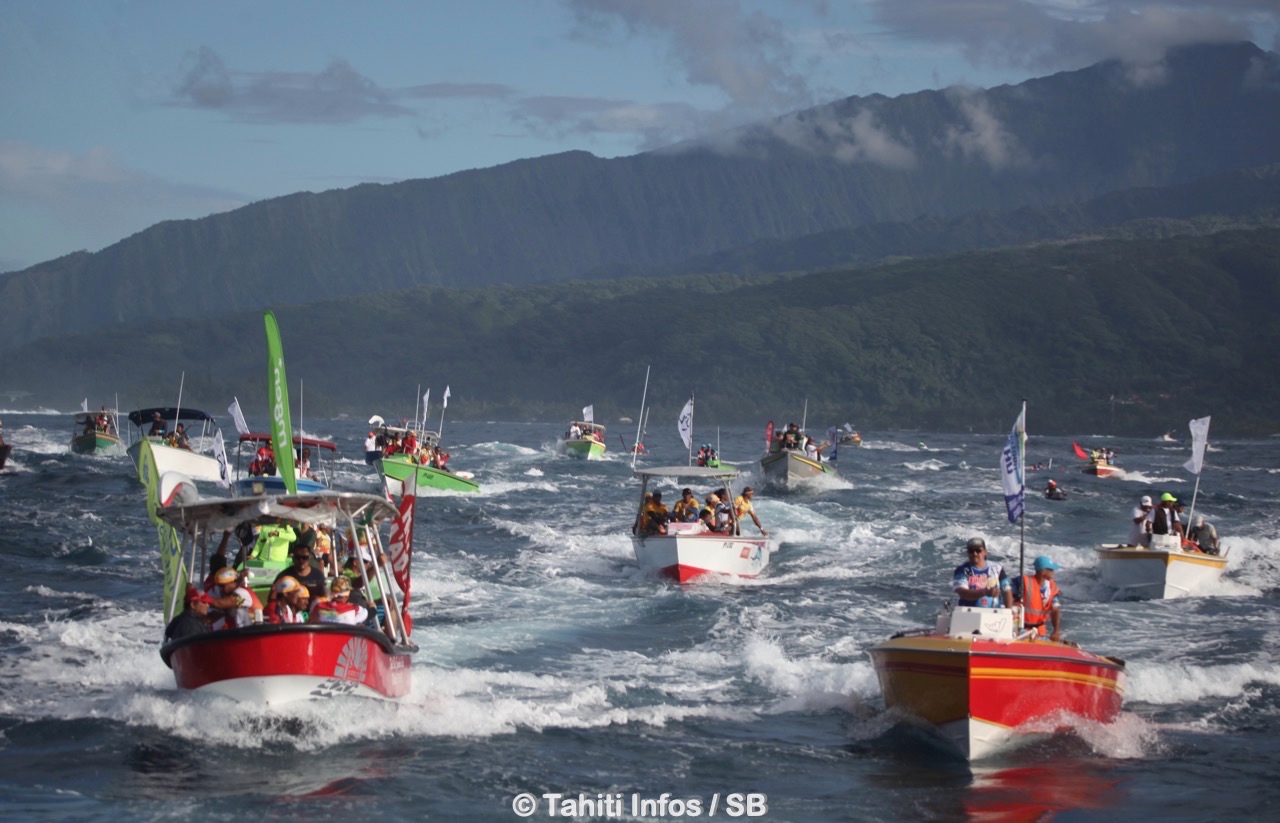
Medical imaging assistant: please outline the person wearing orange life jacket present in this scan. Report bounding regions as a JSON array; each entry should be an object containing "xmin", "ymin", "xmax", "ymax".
[{"xmin": 1011, "ymin": 555, "xmax": 1062, "ymax": 641}]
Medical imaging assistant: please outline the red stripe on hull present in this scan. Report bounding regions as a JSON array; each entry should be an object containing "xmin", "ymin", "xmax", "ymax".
[
  {"xmin": 166, "ymin": 626, "xmax": 412, "ymax": 699},
  {"xmin": 870, "ymin": 636, "xmax": 1126, "ymax": 743}
]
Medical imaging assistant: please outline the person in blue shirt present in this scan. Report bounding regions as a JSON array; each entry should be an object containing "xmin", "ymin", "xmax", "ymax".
[{"xmin": 952, "ymin": 537, "xmax": 1012, "ymax": 608}]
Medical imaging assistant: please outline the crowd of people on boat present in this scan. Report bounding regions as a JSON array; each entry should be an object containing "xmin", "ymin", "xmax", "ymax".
[
  {"xmin": 769, "ymin": 422, "xmax": 830, "ymax": 462},
  {"xmin": 164, "ymin": 517, "xmax": 393, "ymax": 642},
  {"xmin": 1127, "ymin": 492, "xmax": 1220, "ymax": 554},
  {"xmin": 952, "ymin": 536, "xmax": 1062, "ymax": 641},
  {"xmin": 695, "ymin": 444, "xmax": 720, "ymax": 467},
  {"xmin": 82, "ymin": 406, "xmax": 116, "ymax": 436},
  {"xmin": 245, "ymin": 443, "xmax": 317, "ymax": 479},
  {"xmin": 367, "ymin": 428, "xmax": 453, "ymax": 471},
  {"xmin": 633, "ymin": 485, "xmax": 767, "ymax": 538},
  {"xmin": 565, "ymin": 422, "xmax": 604, "ymax": 442}
]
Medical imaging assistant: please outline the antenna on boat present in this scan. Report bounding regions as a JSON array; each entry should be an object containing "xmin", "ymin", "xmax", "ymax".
[
  {"xmin": 801, "ymin": 398, "xmax": 808, "ymax": 433},
  {"xmin": 632, "ymin": 365, "xmax": 650, "ymax": 470},
  {"xmin": 413, "ymin": 383, "xmax": 421, "ymax": 433},
  {"xmin": 175, "ymin": 372, "xmax": 185, "ymax": 424}
]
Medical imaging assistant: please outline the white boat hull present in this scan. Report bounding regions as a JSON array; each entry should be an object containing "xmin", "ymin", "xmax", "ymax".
[
  {"xmin": 1095, "ymin": 542, "xmax": 1227, "ymax": 599},
  {"xmin": 631, "ymin": 528, "xmax": 769, "ymax": 582},
  {"xmin": 128, "ymin": 440, "xmax": 224, "ymax": 484}
]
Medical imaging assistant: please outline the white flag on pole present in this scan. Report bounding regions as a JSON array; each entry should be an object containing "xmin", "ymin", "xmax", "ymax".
[
  {"xmin": 211, "ymin": 427, "xmax": 231, "ymax": 489},
  {"xmin": 1000, "ymin": 402, "xmax": 1027, "ymax": 524},
  {"xmin": 1183, "ymin": 415, "xmax": 1211, "ymax": 475},
  {"xmin": 582, "ymin": 404, "xmax": 594, "ymax": 424},
  {"xmin": 442, "ymin": 386, "xmax": 451, "ymax": 409},
  {"xmin": 678, "ymin": 396, "xmax": 694, "ymax": 450},
  {"xmin": 228, "ymin": 397, "xmax": 251, "ymax": 435},
  {"xmin": 80, "ymin": 398, "xmax": 89, "ymax": 413}
]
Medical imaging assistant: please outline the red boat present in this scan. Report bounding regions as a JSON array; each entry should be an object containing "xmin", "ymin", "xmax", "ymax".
[
  {"xmin": 153, "ymin": 487, "xmax": 419, "ymax": 705},
  {"xmin": 868, "ymin": 606, "xmax": 1127, "ymax": 760}
]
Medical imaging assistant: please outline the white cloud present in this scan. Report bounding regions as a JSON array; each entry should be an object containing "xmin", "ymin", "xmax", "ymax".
[
  {"xmin": 942, "ymin": 91, "xmax": 1030, "ymax": 169},
  {"xmin": 0, "ymin": 141, "xmax": 244, "ymax": 265}
]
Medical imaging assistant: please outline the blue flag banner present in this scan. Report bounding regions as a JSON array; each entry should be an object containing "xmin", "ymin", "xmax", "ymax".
[{"xmin": 1001, "ymin": 403, "xmax": 1026, "ymax": 523}]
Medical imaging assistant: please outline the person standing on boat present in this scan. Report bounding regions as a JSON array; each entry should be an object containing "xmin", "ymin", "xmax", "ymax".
[
  {"xmin": 1011, "ymin": 556, "xmax": 1062, "ymax": 641},
  {"xmin": 250, "ymin": 520, "xmax": 298, "ymax": 564},
  {"xmin": 952, "ymin": 537, "xmax": 1012, "ymax": 608},
  {"xmin": 642, "ymin": 491, "xmax": 671, "ymax": 535},
  {"xmin": 733, "ymin": 487, "xmax": 768, "ymax": 537},
  {"xmin": 364, "ymin": 431, "xmax": 380, "ymax": 465},
  {"xmin": 1152, "ymin": 493, "xmax": 1186, "ymax": 540},
  {"xmin": 164, "ymin": 589, "xmax": 213, "ymax": 641},
  {"xmin": 780, "ymin": 423, "xmax": 803, "ymax": 450},
  {"xmin": 148, "ymin": 411, "xmax": 166, "ymax": 437},
  {"xmin": 1188, "ymin": 516, "xmax": 1220, "ymax": 555},
  {"xmin": 1128, "ymin": 496, "xmax": 1154, "ymax": 546}
]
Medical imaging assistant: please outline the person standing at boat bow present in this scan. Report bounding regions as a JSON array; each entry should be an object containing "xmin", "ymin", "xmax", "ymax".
[
  {"xmin": 1010, "ymin": 556, "xmax": 1062, "ymax": 641},
  {"xmin": 952, "ymin": 537, "xmax": 1012, "ymax": 608}
]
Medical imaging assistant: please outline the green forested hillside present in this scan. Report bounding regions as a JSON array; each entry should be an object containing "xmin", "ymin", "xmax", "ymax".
[
  {"xmin": 5, "ymin": 227, "xmax": 1278, "ymax": 436},
  {"xmin": 2, "ymin": 42, "xmax": 1278, "ymax": 352}
]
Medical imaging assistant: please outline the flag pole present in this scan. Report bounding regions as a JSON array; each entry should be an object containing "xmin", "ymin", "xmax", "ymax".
[
  {"xmin": 688, "ymin": 392, "xmax": 695, "ymax": 466},
  {"xmin": 1019, "ymin": 399, "xmax": 1027, "ymax": 580},
  {"xmin": 632, "ymin": 365, "xmax": 650, "ymax": 470}
]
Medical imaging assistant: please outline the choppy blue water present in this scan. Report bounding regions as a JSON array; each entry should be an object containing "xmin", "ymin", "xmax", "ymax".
[{"xmin": 1, "ymin": 412, "xmax": 1277, "ymax": 821}]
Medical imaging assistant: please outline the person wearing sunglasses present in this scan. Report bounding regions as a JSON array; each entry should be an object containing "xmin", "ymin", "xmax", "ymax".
[{"xmin": 952, "ymin": 537, "xmax": 1012, "ymax": 608}]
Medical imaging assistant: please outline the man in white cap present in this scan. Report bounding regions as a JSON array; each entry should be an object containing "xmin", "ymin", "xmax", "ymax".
[
  {"xmin": 1011, "ymin": 556, "xmax": 1062, "ymax": 641},
  {"xmin": 1128, "ymin": 495, "xmax": 1154, "ymax": 546}
]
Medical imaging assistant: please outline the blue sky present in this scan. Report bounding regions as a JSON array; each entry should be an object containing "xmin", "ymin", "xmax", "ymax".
[{"xmin": 1, "ymin": 0, "xmax": 1276, "ymax": 271}]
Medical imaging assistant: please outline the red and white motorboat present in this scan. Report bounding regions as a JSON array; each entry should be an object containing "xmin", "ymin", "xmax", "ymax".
[
  {"xmin": 630, "ymin": 465, "xmax": 770, "ymax": 583},
  {"xmin": 154, "ymin": 489, "xmax": 419, "ymax": 704},
  {"xmin": 1081, "ymin": 460, "xmax": 1121, "ymax": 477},
  {"xmin": 868, "ymin": 605, "xmax": 1127, "ymax": 760}
]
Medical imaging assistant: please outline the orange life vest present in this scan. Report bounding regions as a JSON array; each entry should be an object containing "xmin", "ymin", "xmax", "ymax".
[{"xmin": 1017, "ymin": 575, "xmax": 1059, "ymax": 636}]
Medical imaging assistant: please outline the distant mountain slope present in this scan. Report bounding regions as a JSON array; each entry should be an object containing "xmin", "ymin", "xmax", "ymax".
[
  {"xmin": 4, "ymin": 226, "xmax": 1278, "ymax": 436},
  {"xmin": 601, "ymin": 163, "xmax": 1280, "ymax": 279},
  {"xmin": 2, "ymin": 41, "xmax": 1278, "ymax": 352}
]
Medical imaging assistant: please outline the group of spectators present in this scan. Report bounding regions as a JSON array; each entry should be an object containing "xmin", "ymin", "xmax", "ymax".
[{"xmin": 634, "ymin": 486, "xmax": 767, "ymax": 538}]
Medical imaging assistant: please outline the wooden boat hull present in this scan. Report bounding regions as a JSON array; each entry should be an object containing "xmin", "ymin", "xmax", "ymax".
[
  {"xmin": 161, "ymin": 623, "xmax": 414, "ymax": 704},
  {"xmin": 71, "ymin": 431, "xmax": 125, "ymax": 455},
  {"xmin": 127, "ymin": 439, "xmax": 224, "ymax": 483},
  {"xmin": 631, "ymin": 529, "xmax": 769, "ymax": 583},
  {"xmin": 378, "ymin": 454, "xmax": 479, "ymax": 493},
  {"xmin": 759, "ymin": 449, "xmax": 834, "ymax": 486},
  {"xmin": 562, "ymin": 438, "xmax": 606, "ymax": 460},
  {"xmin": 1095, "ymin": 543, "xmax": 1227, "ymax": 599},
  {"xmin": 868, "ymin": 633, "xmax": 1126, "ymax": 760},
  {"xmin": 1081, "ymin": 462, "xmax": 1120, "ymax": 477}
]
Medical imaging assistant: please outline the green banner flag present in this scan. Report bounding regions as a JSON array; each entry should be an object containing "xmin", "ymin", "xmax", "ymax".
[
  {"xmin": 138, "ymin": 438, "xmax": 187, "ymax": 621},
  {"xmin": 264, "ymin": 310, "xmax": 298, "ymax": 494}
]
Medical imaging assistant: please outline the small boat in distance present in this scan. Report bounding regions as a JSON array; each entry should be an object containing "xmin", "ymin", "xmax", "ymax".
[
  {"xmin": 125, "ymin": 407, "xmax": 225, "ymax": 484},
  {"xmin": 372, "ymin": 423, "xmax": 479, "ymax": 494},
  {"xmin": 759, "ymin": 420, "xmax": 836, "ymax": 488},
  {"xmin": 70, "ymin": 406, "xmax": 124, "ymax": 455},
  {"xmin": 561, "ymin": 419, "xmax": 607, "ymax": 460},
  {"xmin": 630, "ymin": 465, "xmax": 769, "ymax": 583},
  {"xmin": 1073, "ymin": 441, "xmax": 1120, "ymax": 477}
]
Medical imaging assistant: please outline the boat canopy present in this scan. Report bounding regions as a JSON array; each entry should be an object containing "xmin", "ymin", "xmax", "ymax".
[
  {"xmin": 237, "ymin": 432, "xmax": 338, "ymax": 451},
  {"xmin": 158, "ymin": 490, "xmax": 395, "ymax": 533},
  {"xmin": 633, "ymin": 465, "xmax": 741, "ymax": 482},
  {"xmin": 127, "ymin": 407, "xmax": 215, "ymax": 427}
]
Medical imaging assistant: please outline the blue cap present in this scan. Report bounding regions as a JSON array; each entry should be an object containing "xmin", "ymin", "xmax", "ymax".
[{"xmin": 1033, "ymin": 556, "xmax": 1059, "ymax": 571}]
